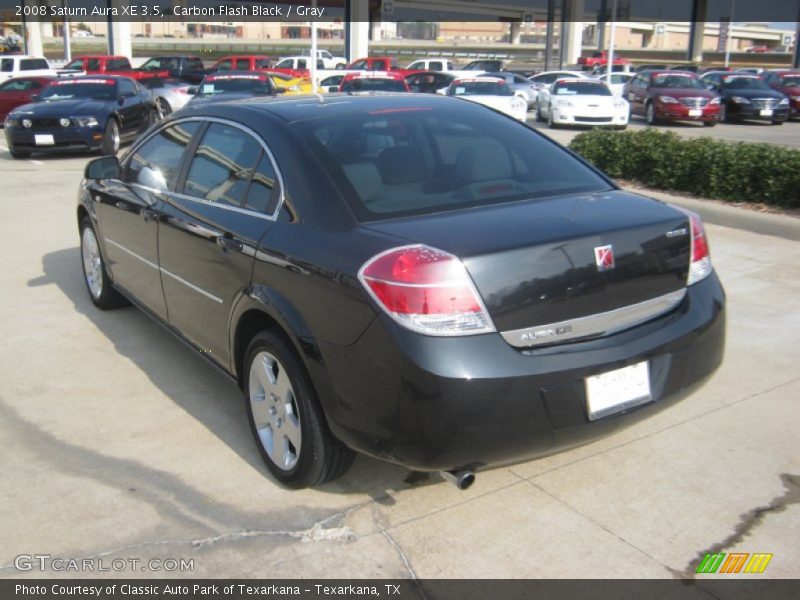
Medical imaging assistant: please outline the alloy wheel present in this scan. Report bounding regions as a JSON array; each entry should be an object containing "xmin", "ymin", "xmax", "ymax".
[
  {"xmin": 248, "ymin": 351, "xmax": 302, "ymax": 471},
  {"xmin": 81, "ymin": 227, "xmax": 103, "ymax": 300}
]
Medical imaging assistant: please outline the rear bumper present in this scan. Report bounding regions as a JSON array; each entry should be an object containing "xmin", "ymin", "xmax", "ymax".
[{"xmin": 316, "ymin": 272, "xmax": 725, "ymax": 472}]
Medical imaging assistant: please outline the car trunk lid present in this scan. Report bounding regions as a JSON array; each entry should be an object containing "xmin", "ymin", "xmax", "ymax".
[{"xmin": 360, "ymin": 190, "xmax": 691, "ymax": 345}]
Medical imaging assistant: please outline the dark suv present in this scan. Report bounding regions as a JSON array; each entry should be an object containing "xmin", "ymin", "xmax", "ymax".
[{"xmin": 624, "ymin": 70, "xmax": 721, "ymax": 126}]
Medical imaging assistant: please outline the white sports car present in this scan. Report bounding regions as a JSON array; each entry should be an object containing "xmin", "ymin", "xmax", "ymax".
[
  {"xmin": 536, "ymin": 78, "xmax": 629, "ymax": 129},
  {"xmin": 444, "ymin": 77, "xmax": 528, "ymax": 122}
]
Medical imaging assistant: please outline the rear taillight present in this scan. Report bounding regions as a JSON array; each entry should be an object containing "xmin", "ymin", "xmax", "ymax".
[
  {"xmin": 676, "ymin": 208, "xmax": 712, "ymax": 285},
  {"xmin": 358, "ymin": 245, "xmax": 495, "ymax": 336}
]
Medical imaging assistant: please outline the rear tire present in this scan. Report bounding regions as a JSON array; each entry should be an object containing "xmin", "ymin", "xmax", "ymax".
[
  {"xmin": 703, "ymin": 121, "xmax": 717, "ymax": 127},
  {"xmin": 80, "ymin": 217, "xmax": 128, "ymax": 310},
  {"xmin": 244, "ymin": 330, "xmax": 355, "ymax": 488},
  {"xmin": 100, "ymin": 119, "xmax": 120, "ymax": 155},
  {"xmin": 771, "ymin": 119, "xmax": 784, "ymax": 126},
  {"xmin": 535, "ymin": 104, "xmax": 545, "ymax": 122}
]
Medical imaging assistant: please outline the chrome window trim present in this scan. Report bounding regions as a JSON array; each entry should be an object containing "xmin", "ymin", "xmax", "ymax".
[
  {"xmin": 122, "ymin": 115, "xmax": 286, "ymax": 222},
  {"xmin": 500, "ymin": 288, "xmax": 687, "ymax": 349}
]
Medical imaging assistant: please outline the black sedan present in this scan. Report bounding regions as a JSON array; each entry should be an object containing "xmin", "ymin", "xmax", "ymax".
[
  {"xmin": 187, "ymin": 71, "xmax": 276, "ymax": 107},
  {"xmin": 4, "ymin": 75, "xmax": 156, "ymax": 158},
  {"xmin": 700, "ymin": 72, "xmax": 790, "ymax": 124},
  {"xmin": 77, "ymin": 94, "xmax": 725, "ymax": 489}
]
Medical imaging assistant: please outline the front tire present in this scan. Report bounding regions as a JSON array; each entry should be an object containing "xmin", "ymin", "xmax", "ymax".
[
  {"xmin": 771, "ymin": 119, "xmax": 784, "ymax": 126},
  {"xmin": 100, "ymin": 118, "xmax": 120, "ymax": 155},
  {"xmin": 244, "ymin": 331, "xmax": 354, "ymax": 488},
  {"xmin": 645, "ymin": 102, "xmax": 659, "ymax": 125},
  {"xmin": 80, "ymin": 217, "xmax": 128, "ymax": 309},
  {"xmin": 156, "ymin": 98, "xmax": 171, "ymax": 119},
  {"xmin": 703, "ymin": 121, "xmax": 717, "ymax": 127}
]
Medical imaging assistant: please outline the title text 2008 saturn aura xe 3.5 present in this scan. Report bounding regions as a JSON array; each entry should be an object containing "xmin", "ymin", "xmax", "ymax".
[{"xmin": 77, "ymin": 94, "xmax": 725, "ymax": 489}]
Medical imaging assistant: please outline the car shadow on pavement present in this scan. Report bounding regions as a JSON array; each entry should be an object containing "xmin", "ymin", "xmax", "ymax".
[{"xmin": 29, "ymin": 246, "xmax": 438, "ymax": 503}]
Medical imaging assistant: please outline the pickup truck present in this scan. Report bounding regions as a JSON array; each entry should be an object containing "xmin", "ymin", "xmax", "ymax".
[
  {"xmin": 59, "ymin": 55, "xmax": 169, "ymax": 81},
  {"xmin": 136, "ymin": 55, "xmax": 205, "ymax": 84},
  {"xmin": 577, "ymin": 51, "xmax": 631, "ymax": 71},
  {"xmin": 298, "ymin": 49, "xmax": 347, "ymax": 69},
  {"xmin": 344, "ymin": 57, "xmax": 422, "ymax": 77},
  {"xmin": 271, "ymin": 56, "xmax": 325, "ymax": 79},
  {"xmin": 0, "ymin": 55, "xmax": 57, "ymax": 82},
  {"xmin": 404, "ymin": 58, "xmax": 475, "ymax": 78},
  {"xmin": 209, "ymin": 55, "xmax": 274, "ymax": 73}
]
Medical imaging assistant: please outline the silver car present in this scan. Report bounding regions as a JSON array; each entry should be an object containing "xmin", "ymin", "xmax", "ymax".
[
  {"xmin": 142, "ymin": 78, "xmax": 194, "ymax": 118},
  {"xmin": 481, "ymin": 72, "xmax": 538, "ymax": 108}
]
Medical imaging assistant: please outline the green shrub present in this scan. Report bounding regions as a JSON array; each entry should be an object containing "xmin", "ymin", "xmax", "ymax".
[{"xmin": 568, "ymin": 129, "xmax": 800, "ymax": 208}]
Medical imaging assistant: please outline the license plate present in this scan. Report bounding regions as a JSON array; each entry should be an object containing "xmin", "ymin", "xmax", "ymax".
[
  {"xmin": 585, "ymin": 361, "xmax": 651, "ymax": 421},
  {"xmin": 689, "ymin": 109, "xmax": 702, "ymax": 117},
  {"xmin": 760, "ymin": 109, "xmax": 773, "ymax": 117},
  {"xmin": 34, "ymin": 134, "xmax": 54, "ymax": 146}
]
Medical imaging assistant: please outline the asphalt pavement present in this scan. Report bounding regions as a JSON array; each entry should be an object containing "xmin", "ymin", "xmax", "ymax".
[{"xmin": 0, "ymin": 138, "xmax": 798, "ymax": 580}]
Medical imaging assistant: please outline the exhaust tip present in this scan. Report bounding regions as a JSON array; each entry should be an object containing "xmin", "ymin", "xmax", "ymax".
[{"xmin": 440, "ymin": 470, "xmax": 475, "ymax": 490}]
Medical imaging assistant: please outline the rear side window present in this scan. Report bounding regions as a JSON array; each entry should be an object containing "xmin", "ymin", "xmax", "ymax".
[
  {"xmin": 1, "ymin": 59, "xmax": 13, "ymax": 72},
  {"xmin": 21, "ymin": 59, "xmax": 49, "ymax": 70},
  {"xmin": 183, "ymin": 124, "xmax": 262, "ymax": 207},
  {"xmin": 87, "ymin": 58, "xmax": 101, "ymax": 71},
  {"xmin": 295, "ymin": 105, "xmax": 610, "ymax": 221},
  {"xmin": 254, "ymin": 58, "xmax": 272, "ymax": 69},
  {"xmin": 188, "ymin": 58, "xmax": 204, "ymax": 71},
  {"xmin": 126, "ymin": 121, "xmax": 201, "ymax": 191},
  {"xmin": 244, "ymin": 153, "xmax": 279, "ymax": 214},
  {"xmin": 215, "ymin": 59, "xmax": 233, "ymax": 71}
]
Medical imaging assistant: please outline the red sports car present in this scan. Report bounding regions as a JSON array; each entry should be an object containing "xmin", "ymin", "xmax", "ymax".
[{"xmin": 0, "ymin": 76, "xmax": 56, "ymax": 122}]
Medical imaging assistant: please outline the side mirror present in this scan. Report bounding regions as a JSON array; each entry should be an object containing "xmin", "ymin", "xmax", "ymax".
[
  {"xmin": 84, "ymin": 155, "xmax": 119, "ymax": 180},
  {"xmin": 29, "ymin": 93, "xmax": 39, "ymax": 101},
  {"xmin": 275, "ymin": 86, "xmax": 287, "ymax": 94},
  {"xmin": 186, "ymin": 87, "xmax": 198, "ymax": 95}
]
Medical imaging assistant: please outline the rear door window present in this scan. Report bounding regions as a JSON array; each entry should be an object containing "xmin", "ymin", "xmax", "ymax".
[{"xmin": 183, "ymin": 123, "xmax": 262, "ymax": 207}]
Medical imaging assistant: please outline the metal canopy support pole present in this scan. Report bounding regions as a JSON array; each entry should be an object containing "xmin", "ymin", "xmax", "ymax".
[
  {"xmin": 794, "ymin": 10, "xmax": 800, "ymax": 69},
  {"xmin": 63, "ymin": 1, "xmax": 72, "ymax": 62},
  {"xmin": 687, "ymin": 0, "xmax": 707, "ymax": 64},
  {"xmin": 310, "ymin": 0, "xmax": 318, "ymax": 92},
  {"xmin": 544, "ymin": 0, "xmax": 556, "ymax": 71},
  {"xmin": 606, "ymin": 0, "xmax": 617, "ymax": 85}
]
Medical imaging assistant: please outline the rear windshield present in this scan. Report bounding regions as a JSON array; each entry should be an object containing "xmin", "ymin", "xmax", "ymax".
[
  {"xmin": 294, "ymin": 105, "xmax": 611, "ymax": 221},
  {"xmin": 553, "ymin": 81, "xmax": 611, "ymax": 96},
  {"xmin": 341, "ymin": 78, "xmax": 407, "ymax": 92}
]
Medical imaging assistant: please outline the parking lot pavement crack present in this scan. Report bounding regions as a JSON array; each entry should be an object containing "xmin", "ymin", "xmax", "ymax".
[
  {"xmin": 0, "ymin": 512, "xmax": 359, "ymax": 573},
  {"xmin": 527, "ymin": 376, "xmax": 800, "ymax": 481},
  {"xmin": 680, "ymin": 472, "xmax": 800, "ymax": 579},
  {"xmin": 381, "ymin": 530, "xmax": 418, "ymax": 580},
  {"xmin": 524, "ymin": 479, "xmax": 676, "ymax": 578}
]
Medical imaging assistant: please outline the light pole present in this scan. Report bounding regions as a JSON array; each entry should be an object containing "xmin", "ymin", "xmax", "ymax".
[{"xmin": 724, "ymin": 0, "xmax": 736, "ymax": 68}]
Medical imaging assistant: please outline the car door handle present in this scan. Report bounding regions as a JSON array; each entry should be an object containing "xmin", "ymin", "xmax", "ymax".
[
  {"xmin": 141, "ymin": 208, "xmax": 158, "ymax": 222},
  {"xmin": 216, "ymin": 235, "xmax": 243, "ymax": 252}
]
